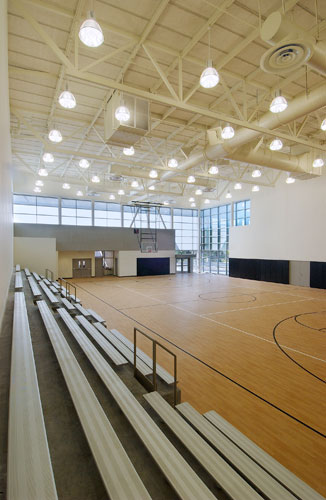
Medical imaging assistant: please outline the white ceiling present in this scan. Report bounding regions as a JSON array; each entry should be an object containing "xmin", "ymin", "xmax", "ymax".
[{"xmin": 8, "ymin": 0, "xmax": 326, "ymax": 207}]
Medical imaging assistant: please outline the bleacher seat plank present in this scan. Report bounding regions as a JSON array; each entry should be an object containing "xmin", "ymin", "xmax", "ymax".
[
  {"xmin": 94, "ymin": 323, "xmax": 152, "ymax": 376},
  {"xmin": 49, "ymin": 285, "xmax": 59, "ymax": 294},
  {"xmin": 57, "ymin": 310, "xmax": 215, "ymax": 499},
  {"xmin": 144, "ymin": 392, "xmax": 263, "ymax": 500},
  {"xmin": 15, "ymin": 272, "xmax": 23, "ymax": 290},
  {"xmin": 15, "ymin": 264, "xmax": 20, "ymax": 271},
  {"xmin": 24, "ymin": 268, "xmax": 31, "ymax": 277},
  {"xmin": 43, "ymin": 279, "xmax": 51, "ymax": 286},
  {"xmin": 205, "ymin": 411, "xmax": 325, "ymax": 500},
  {"xmin": 51, "ymin": 282, "xmax": 61, "ymax": 289},
  {"xmin": 74, "ymin": 303, "xmax": 91, "ymax": 318},
  {"xmin": 8, "ymin": 293, "xmax": 58, "ymax": 500},
  {"xmin": 76, "ymin": 315, "xmax": 127, "ymax": 366},
  {"xmin": 39, "ymin": 281, "xmax": 59, "ymax": 308},
  {"xmin": 87, "ymin": 308, "xmax": 106, "ymax": 324},
  {"xmin": 61, "ymin": 298, "xmax": 76, "ymax": 314},
  {"xmin": 27, "ymin": 276, "xmax": 42, "ymax": 301},
  {"xmin": 60, "ymin": 288, "xmax": 81, "ymax": 303},
  {"xmin": 177, "ymin": 402, "xmax": 296, "ymax": 500},
  {"xmin": 111, "ymin": 329, "xmax": 174, "ymax": 385},
  {"xmin": 37, "ymin": 301, "xmax": 150, "ymax": 500},
  {"xmin": 32, "ymin": 272, "xmax": 41, "ymax": 282}
]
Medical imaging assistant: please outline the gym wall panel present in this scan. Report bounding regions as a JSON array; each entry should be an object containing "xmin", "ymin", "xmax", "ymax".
[
  {"xmin": 310, "ymin": 262, "xmax": 326, "ymax": 289},
  {"xmin": 137, "ymin": 258, "xmax": 170, "ymax": 276},
  {"xmin": 229, "ymin": 258, "xmax": 289, "ymax": 284}
]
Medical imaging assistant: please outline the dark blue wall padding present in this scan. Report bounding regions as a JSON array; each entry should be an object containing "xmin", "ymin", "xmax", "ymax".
[
  {"xmin": 137, "ymin": 258, "xmax": 170, "ymax": 276},
  {"xmin": 229, "ymin": 258, "xmax": 289, "ymax": 284},
  {"xmin": 310, "ymin": 261, "xmax": 326, "ymax": 289}
]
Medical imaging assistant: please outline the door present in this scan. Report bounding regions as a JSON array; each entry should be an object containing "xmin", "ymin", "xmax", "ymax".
[
  {"xmin": 72, "ymin": 258, "xmax": 92, "ymax": 278},
  {"xmin": 95, "ymin": 257, "xmax": 104, "ymax": 277}
]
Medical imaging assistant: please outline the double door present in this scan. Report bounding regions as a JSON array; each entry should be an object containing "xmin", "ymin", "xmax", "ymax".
[{"xmin": 72, "ymin": 258, "xmax": 92, "ymax": 278}]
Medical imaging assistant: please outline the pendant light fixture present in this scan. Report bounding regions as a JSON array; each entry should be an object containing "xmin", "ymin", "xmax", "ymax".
[
  {"xmin": 123, "ymin": 146, "xmax": 135, "ymax": 156},
  {"xmin": 149, "ymin": 169, "xmax": 158, "ymax": 178},
  {"xmin": 200, "ymin": 28, "xmax": 219, "ymax": 89},
  {"xmin": 79, "ymin": 6, "xmax": 104, "ymax": 48},
  {"xmin": 270, "ymin": 93, "xmax": 288, "ymax": 113},
  {"xmin": 252, "ymin": 169, "xmax": 261, "ymax": 178},
  {"xmin": 195, "ymin": 188, "xmax": 203, "ymax": 195},
  {"xmin": 109, "ymin": 194, "xmax": 116, "ymax": 200},
  {"xmin": 269, "ymin": 138, "xmax": 283, "ymax": 151},
  {"xmin": 208, "ymin": 165, "xmax": 219, "ymax": 175},
  {"xmin": 226, "ymin": 190, "xmax": 232, "ymax": 199},
  {"xmin": 252, "ymin": 185, "xmax": 260, "ymax": 192},
  {"xmin": 38, "ymin": 167, "xmax": 48, "ymax": 177},
  {"xmin": 286, "ymin": 175, "xmax": 295, "ymax": 184},
  {"xmin": 189, "ymin": 197, "xmax": 195, "ymax": 202},
  {"xmin": 321, "ymin": 119, "xmax": 326, "ymax": 131},
  {"xmin": 204, "ymin": 198, "xmax": 210, "ymax": 204},
  {"xmin": 131, "ymin": 180, "xmax": 139, "ymax": 188},
  {"xmin": 190, "ymin": 202, "xmax": 196, "ymax": 208},
  {"xmin": 35, "ymin": 180, "xmax": 44, "ymax": 187},
  {"xmin": 58, "ymin": 83, "xmax": 76, "ymax": 109},
  {"xmin": 148, "ymin": 185, "xmax": 155, "ymax": 190},
  {"xmin": 91, "ymin": 175, "xmax": 100, "ymax": 183},
  {"xmin": 163, "ymin": 201, "xmax": 169, "ymax": 206},
  {"xmin": 76, "ymin": 190, "xmax": 83, "ymax": 196},
  {"xmin": 168, "ymin": 158, "xmax": 178, "ymax": 168},
  {"xmin": 79, "ymin": 158, "xmax": 90, "ymax": 169},
  {"xmin": 221, "ymin": 125, "xmax": 235, "ymax": 139},
  {"xmin": 48, "ymin": 128, "xmax": 62, "ymax": 143},
  {"xmin": 115, "ymin": 84, "xmax": 130, "ymax": 123},
  {"xmin": 187, "ymin": 175, "xmax": 196, "ymax": 183},
  {"xmin": 62, "ymin": 183, "xmax": 71, "ymax": 189},
  {"xmin": 234, "ymin": 182, "xmax": 242, "ymax": 190},
  {"xmin": 118, "ymin": 189, "xmax": 125, "ymax": 195},
  {"xmin": 313, "ymin": 158, "xmax": 324, "ymax": 168},
  {"xmin": 42, "ymin": 153, "xmax": 54, "ymax": 163},
  {"xmin": 33, "ymin": 186, "xmax": 41, "ymax": 193}
]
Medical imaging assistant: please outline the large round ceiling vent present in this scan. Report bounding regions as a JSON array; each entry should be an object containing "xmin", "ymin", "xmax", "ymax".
[{"xmin": 260, "ymin": 41, "xmax": 312, "ymax": 74}]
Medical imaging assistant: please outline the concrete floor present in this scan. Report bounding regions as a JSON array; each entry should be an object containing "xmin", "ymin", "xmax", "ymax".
[{"xmin": 0, "ymin": 274, "xmax": 228, "ymax": 499}]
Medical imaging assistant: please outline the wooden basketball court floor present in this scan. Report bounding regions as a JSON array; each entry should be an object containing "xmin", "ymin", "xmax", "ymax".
[{"xmin": 70, "ymin": 273, "xmax": 326, "ymax": 496}]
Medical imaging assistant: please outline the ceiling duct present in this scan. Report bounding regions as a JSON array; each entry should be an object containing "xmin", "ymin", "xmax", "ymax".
[
  {"xmin": 104, "ymin": 92, "xmax": 149, "ymax": 146},
  {"xmin": 260, "ymin": 11, "xmax": 326, "ymax": 75}
]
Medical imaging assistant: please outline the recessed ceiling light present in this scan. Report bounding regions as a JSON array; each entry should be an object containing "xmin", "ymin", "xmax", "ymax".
[
  {"xmin": 123, "ymin": 146, "xmax": 135, "ymax": 156},
  {"xmin": 252, "ymin": 169, "xmax": 261, "ymax": 178},
  {"xmin": 313, "ymin": 158, "xmax": 324, "ymax": 168},
  {"xmin": 35, "ymin": 180, "xmax": 43, "ymax": 187},
  {"xmin": 187, "ymin": 175, "xmax": 196, "ymax": 183},
  {"xmin": 221, "ymin": 125, "xmax": 235, "ymax": 139},
  {"xmin": 38, "ymin": 168, "xmax": 48, "ymax": 177},
  {"xmin": 226, "ymin": 191, "xmax": 232, "ymax": 199},
  {"xmin": 118, "ymin": 189, "xmax": 125, "ymax": 195},
  {"xmin": 48, "ymin": 129, "xmax": 62, "ymax": 143},
  {"xmin": 115, "ymin": 104, "xmax": 130, "ymax": 122},
  {"xmin": 79, "ymin": 158, "xmax": 90, "ymax": 169},
  {"xmin": 189, "ymin": 197, "xmax": 195, "ymax": 202},
  {"xmin": 76, "ymin": 190, "xmax": 83, "ymax": 196},
  {"xmin": 252, "ymin": 185, "xmax": 260, "ymax": 192},
  {"xmin": 168, "ymin": 158, "xmax": 178, "ymax": 168},
  {"xmin": 58, "ymin": 89, "xmax": 76, "ymax": 109},
  {"xmin": 270, "ymin": 95, "xmax": 288, "ymax": 113},
  {"xmin": 33, "ymin": 186, "xmax": 41, "ymax": 193},
  {"xmin": 149, "ymin": 169, "xmax": 158, "ymax": 178},
  {"xmin": 208, "ymin": 165, "xmax": 219, "ymax": 175},
  {"xmin": 269, "ymin": 138, "xmax": 283, "ymax": 151},
  {"xmin": 148, "ymin": 185, "xmax": 155, "ymax": 191},
  {"xmin": 131, "ymin": 180, "xmax": 139, "ymax": 188},
  {"xmin": 195, "ymin": 188, "xmax": 202, "ymax": 195},
  {"xmin": 79, "ymin": 11, "xmax": 104, "ymax": 47},
  {"xmin": 234, "ymin": 182, "xmax": 242, "ymax": 190},
  {"xmin": 62, "ymin": 183, "xmax": 70, "ymax": 189},
  {"xmin": 42, "ymin": 153, "xmax": 54, "ymax": 163},
  {"xmin": 91, "ymin": 175, "xmax": 100, "ymax": 183},
  {"xmin": 204, "ymin": 198, "xmax": 210, "ymax": 204},
  {"xmin": 109, "ymin": 194, "xmax": 116, "ymax": 200}
]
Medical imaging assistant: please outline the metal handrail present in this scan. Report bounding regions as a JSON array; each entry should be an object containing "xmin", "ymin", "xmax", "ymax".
[
  {"xmin": 45, "ymin": 268, "xmax": 54, "ymax": 281},
  {"xmin": 58, "ymin": 277, "xmax": 77, "ymax": 303},
  {"xmin": 134, "ymin": 327, "xmax": 177, "ymax": 407}
]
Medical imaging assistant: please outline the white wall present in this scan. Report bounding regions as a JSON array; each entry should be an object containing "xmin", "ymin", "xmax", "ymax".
[
  {"xmin": 14, "ymin": 237, "xmax": 58, "ymax": 279},
  {"xmin": 0, "ymin": 0, "xmax": 13, "ymax": 325},
  {"xmin": 117, "ymin": 251, "xmax": 175, "ymax": 277},
  {"xmin": 229, "ymin": 173, "xmax": 326, "ymax": 262}
]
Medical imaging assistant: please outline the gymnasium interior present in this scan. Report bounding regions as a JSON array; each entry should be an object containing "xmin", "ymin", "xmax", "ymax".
[{"xmin": 1, "ymin": 0, "xmax": 326, "ymax": 498}]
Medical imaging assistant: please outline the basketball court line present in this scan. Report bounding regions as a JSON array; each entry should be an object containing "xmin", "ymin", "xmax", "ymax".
[
  {"xmin": 110, "ymin": 283, "xmax": 326, "ymax": 364},
  {"xmin": 202, "ymin": 297, "xmax": 315, "ymax": 315}
]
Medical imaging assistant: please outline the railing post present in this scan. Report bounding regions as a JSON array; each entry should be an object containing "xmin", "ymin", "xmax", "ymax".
[
  {"xmin": 153, "ymin": 341, "xmax": 157, "ymax": 391},
  {"xmin": 133, "ymin": 328, "xmax": 137, "ymax": 377}
]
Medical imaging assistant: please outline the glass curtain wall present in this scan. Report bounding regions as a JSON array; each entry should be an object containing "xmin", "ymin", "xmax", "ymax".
[
  {"xmin": 94, "ymin": 202, "xmax": 121, "ymax": 227},
  {"xmin": 13, "ymin": 194, "xmax": 59, "ymax": 224},
  {"xmin": 123, "ymin": 205, "xmax": 172, "ymax": 228},
  {"xmin": 200, "ymin": 204, "xmax": 231, "ymax": 275},
  {"xmin": 61, "ymin": 198, "xmax": 92, "ymax": 225},
  {"xmin": 174, "ymin": 208, "xmax": 199, "ymax": 271}
]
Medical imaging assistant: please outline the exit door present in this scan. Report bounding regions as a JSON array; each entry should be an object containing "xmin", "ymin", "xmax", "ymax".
[{"xmin": 72, "ymin": 258, "xmax": 92, "ymax": 278}]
